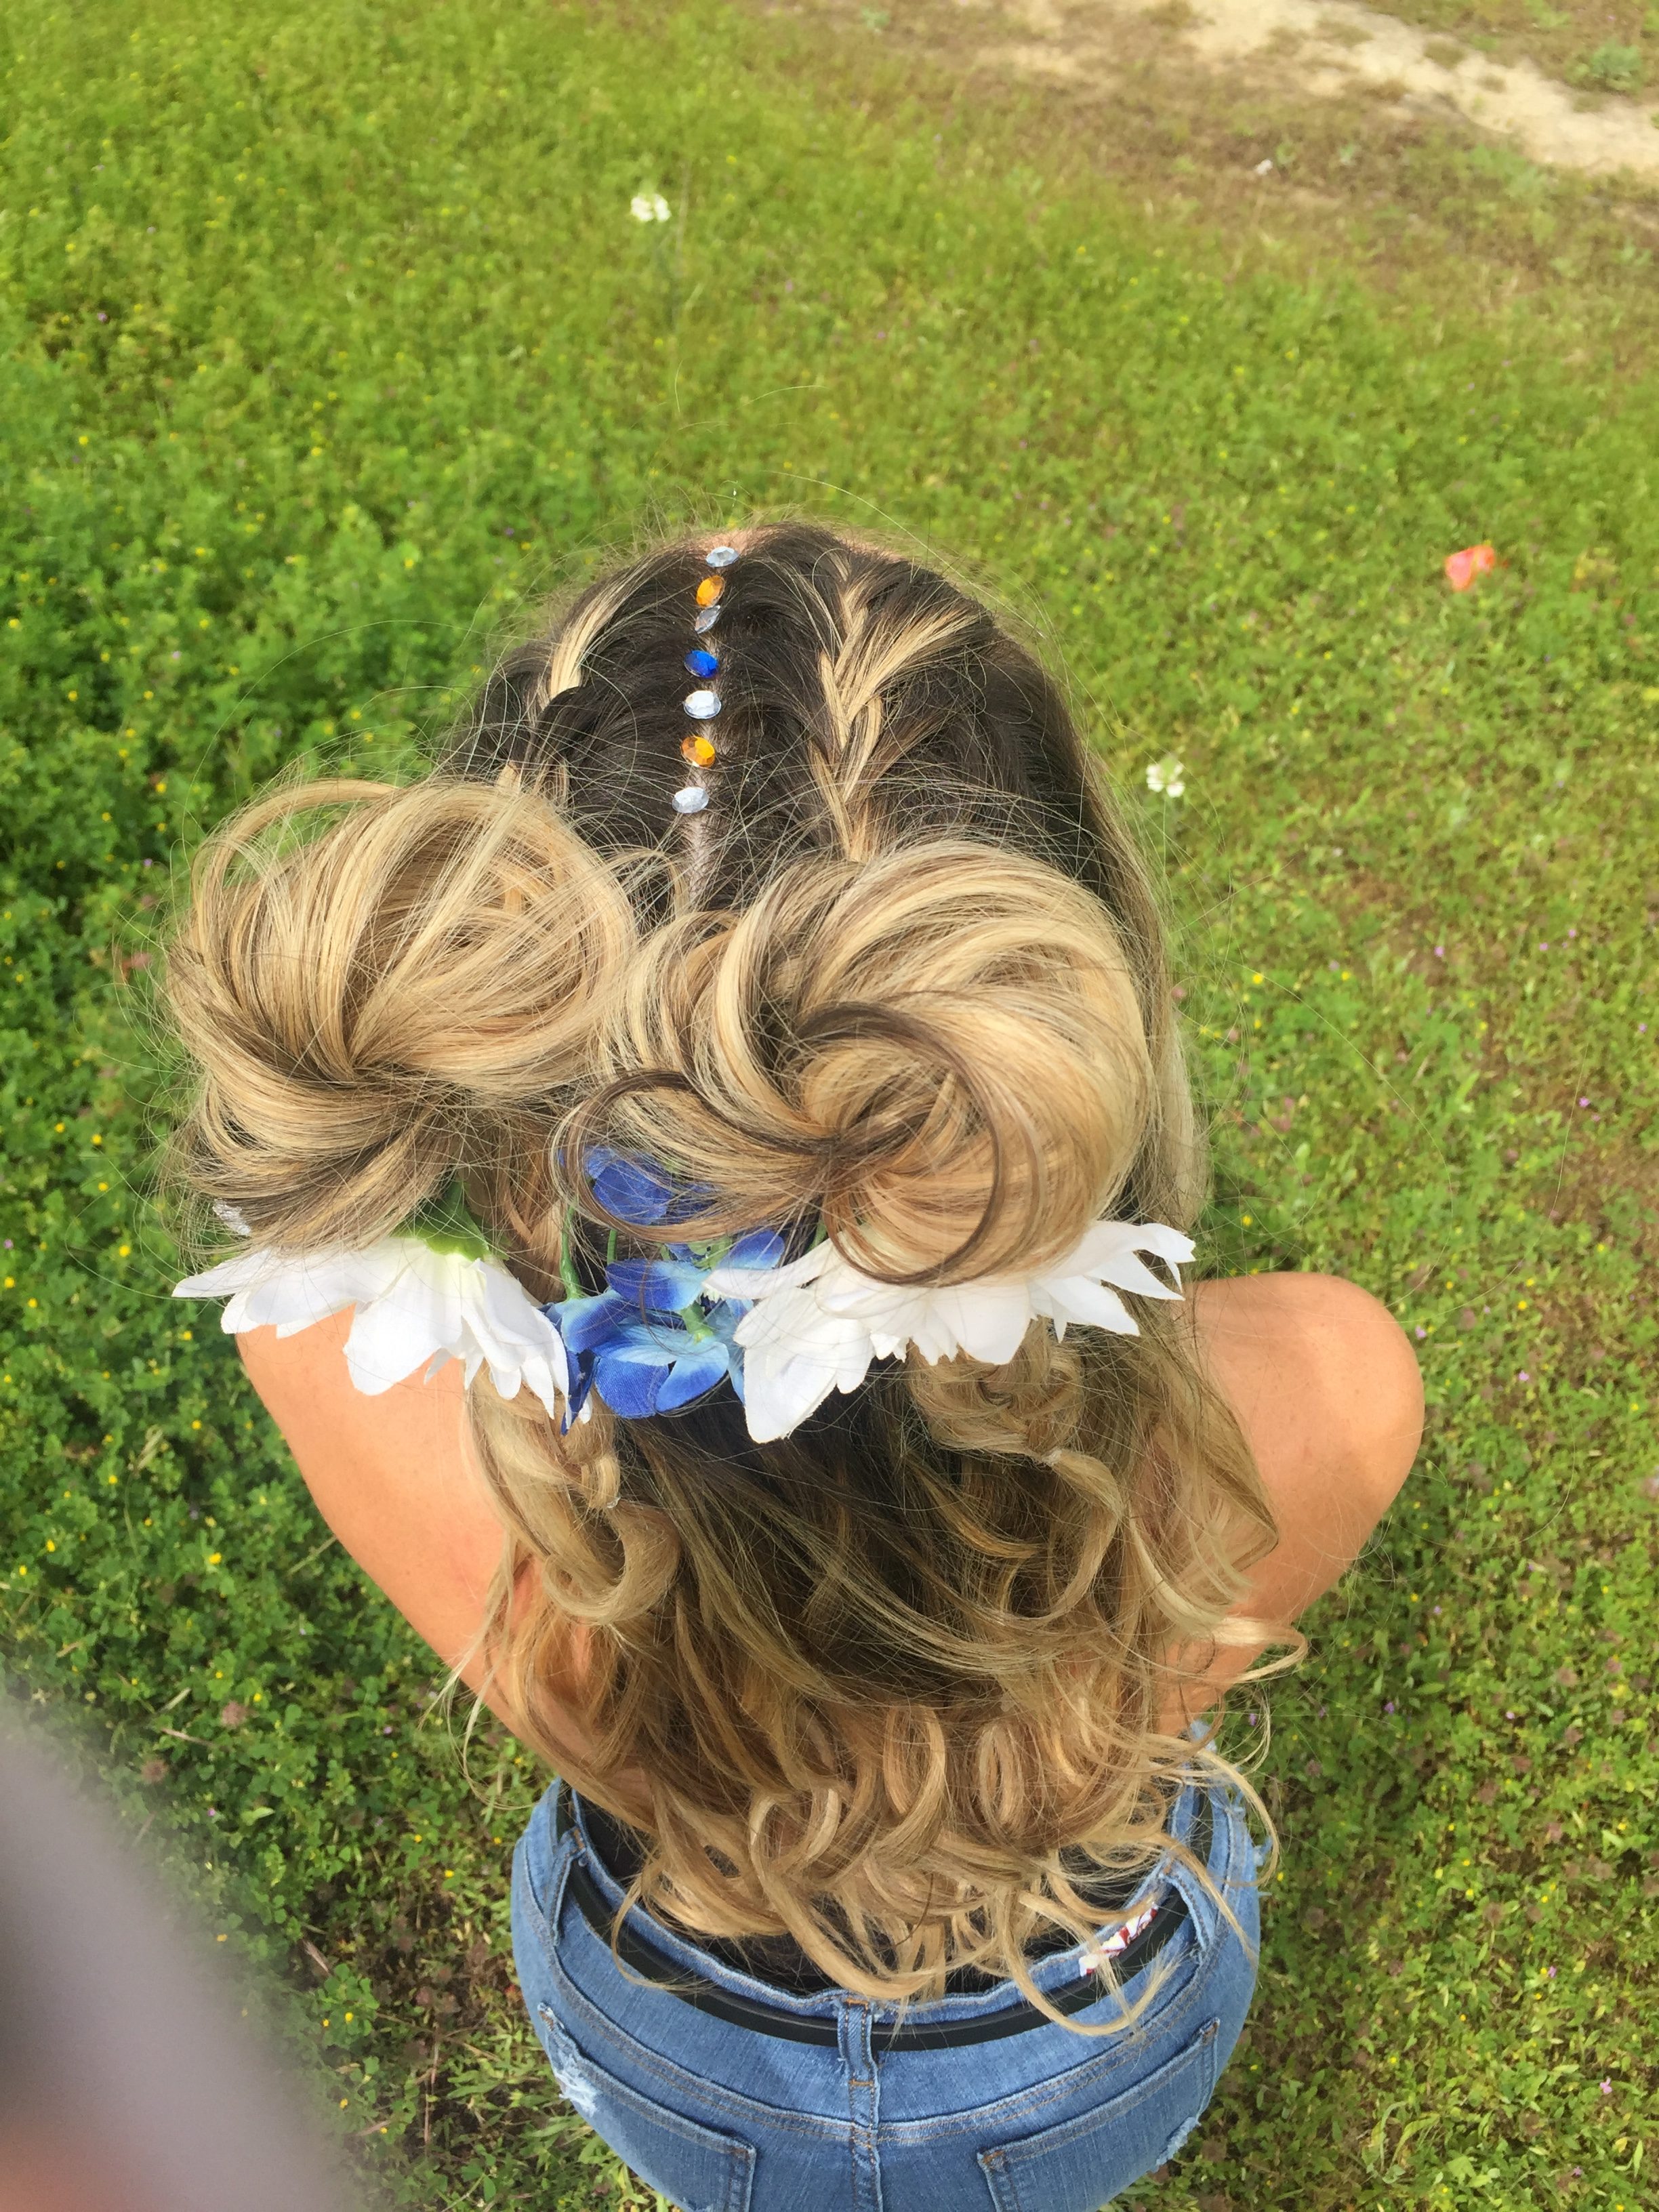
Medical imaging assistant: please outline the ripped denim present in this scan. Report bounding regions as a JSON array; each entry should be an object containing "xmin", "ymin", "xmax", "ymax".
[{"xmin": 511, "ymin": 1780, "xmax": 1260, "ymax": 2212}]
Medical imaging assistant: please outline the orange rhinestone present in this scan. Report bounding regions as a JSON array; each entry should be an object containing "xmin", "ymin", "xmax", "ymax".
[
  {"xmin": 695, "ymin": 575, "xmax": 724, "ymax": 609},
  {"xmin": 681, "ymin": 733, "xmax": 717, "ymax": 766}
]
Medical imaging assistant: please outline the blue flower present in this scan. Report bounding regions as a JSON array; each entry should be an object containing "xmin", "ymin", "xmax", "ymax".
[
  {"xmin": 548, "ymin": 1290, "xmax": 620, "ymax": 1427},
  {"xmin": 585, "ymin": 1147, "xmax": 711, "ymax": 1229},
  {"xmin": 547, "ymin": 1227, "xmax": 786, "ymax": 1425},
  {"xmin": 594, "ymin": 1304, "xmax": 741, "ymax": 1419}
]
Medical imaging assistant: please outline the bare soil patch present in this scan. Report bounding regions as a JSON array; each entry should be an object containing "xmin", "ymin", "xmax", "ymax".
[{"xmin": 959, "ymin": 0, "xmax": 1659, "ymax": 181}]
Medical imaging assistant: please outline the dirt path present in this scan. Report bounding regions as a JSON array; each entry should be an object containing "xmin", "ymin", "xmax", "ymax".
[{"xmin": 971, "ymin": 0, "xmax": 1659, "ymax": 180}]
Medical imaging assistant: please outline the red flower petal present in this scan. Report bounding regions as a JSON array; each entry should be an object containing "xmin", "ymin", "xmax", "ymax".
[{"xmin": 1444, "ymin": 543, "xmax": 1497, "ymax": 591}]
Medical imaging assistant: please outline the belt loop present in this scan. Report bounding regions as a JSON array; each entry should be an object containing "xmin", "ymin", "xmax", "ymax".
[
  {"xmin": 837, "ymin": 2000, "xmax": 883, "ymax": 2212},
  {"xmin": 1165, "ymin": 1781, "xmax": 1220, "ymax": 1955},
  {"xmin": 554, "ymin": 1782, "xmax": 593, "ymax": 1857},
  {"xmin": 542, "ymin": 1786, "xmax": 582, "ymax": 1934}
]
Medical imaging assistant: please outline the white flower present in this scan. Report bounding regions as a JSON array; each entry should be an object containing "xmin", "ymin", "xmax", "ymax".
[
  {"xmin": 1145, "ymin": 754, "xmax": 1186, "ymax": 798},
  {"xmin": 630, "ymin": 192, "xmax": 672, "ymax": 223},
  {"xmin": 705, "ymin": 1218, "xmax": 1193, "ymax": 1444},
  {"xmin": 173, "ymin": 1238, "xmax": 573, "ymax": 1421}
]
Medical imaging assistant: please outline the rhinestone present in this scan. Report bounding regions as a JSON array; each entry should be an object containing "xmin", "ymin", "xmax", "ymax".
[
  {"xmin": 684, "ymin": 647, "xmax": 719, "ymax": 678},
  {"xmin": 693, "ymin": 605, "xmax": 722, "ymax": 634},
  {"xmin": 681, "ymin": 733, "xmax": 717, "ymax": 766},
  {"xmin": 705, "ymin": 544, "xmax": 739, "ymax": 569},
  {"xmin": 683, "ymin": 689, "xmax": 721, "ymax": 720},
  {"xmin": 695, "ymin": 576, "xmax": 724, "ymax": 609},
  {"xmin": 672, "ymin": 784, "xmax": 709, "ymax": 815}
]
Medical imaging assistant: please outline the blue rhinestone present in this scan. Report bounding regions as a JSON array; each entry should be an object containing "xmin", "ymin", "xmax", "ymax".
[
  {"xmin": 683, "ymin": 689, "xmax": 722, "ymax": 720},
  {"xmin": 693, "ymin": 605, "xmax": 721, "ymax": 634},
  {"xmin": 705, "ymin": 545, "xmax": 739, "ymax": 569},
  {"xmin": 684, "ymin": 647, "xmax": 719, "ymax": 678}
]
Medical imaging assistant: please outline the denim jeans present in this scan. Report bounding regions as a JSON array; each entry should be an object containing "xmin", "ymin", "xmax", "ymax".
[{"xmin": 512, "ymin": 1779, "xmax": 1260, "ymax": 2212}]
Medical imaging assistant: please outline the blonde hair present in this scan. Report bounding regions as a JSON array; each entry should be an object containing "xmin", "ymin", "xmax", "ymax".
[{"xmin": 166, "ymin": 521, "xmax": 1288, "ymax": 2025}]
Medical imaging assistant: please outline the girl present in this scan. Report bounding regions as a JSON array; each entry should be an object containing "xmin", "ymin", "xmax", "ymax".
[{"xmin": 168, "ymin": 521, "xmax": 1420, "ymax": 2212}]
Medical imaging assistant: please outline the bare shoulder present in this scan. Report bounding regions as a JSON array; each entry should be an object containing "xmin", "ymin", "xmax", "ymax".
[
  {"xmin": 239, "ymin": 1307, "xmax": 470, "ymax": 1477},
  {"xmin": 1192, "ymin": 1269, "xmax": 1423, "ymax": 1624}
]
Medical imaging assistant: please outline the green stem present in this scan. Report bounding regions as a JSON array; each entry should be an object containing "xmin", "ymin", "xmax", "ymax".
[
  {"xmin": 678, "ymin": 1302, "xmax": 715, "ymax": 1342},
  {"xmin": 558, "ymin": 1204, "xmax": 583, "ymax": 1301}
]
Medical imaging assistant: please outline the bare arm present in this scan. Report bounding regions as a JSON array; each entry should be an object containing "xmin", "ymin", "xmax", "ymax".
[{"xmin": 237, "ymin": 1311, "xmax": 520, "ymax": 1715}]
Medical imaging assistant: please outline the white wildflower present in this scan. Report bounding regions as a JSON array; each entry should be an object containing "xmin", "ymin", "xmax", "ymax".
[
  {"xmin": 173, "ymin": 1239, "xmax": 573, "ymax": 1421},
  {"xmin": 706, "ymin": 1218, "xmax": 1193, "ymax": 1444},
  {"xmin": 1145, "ymin": 754, "xmax": 1187, "ymax": 798},
  {"xmin": 630, "ymin": 192, "xmax": 672, "ymax": 224}
]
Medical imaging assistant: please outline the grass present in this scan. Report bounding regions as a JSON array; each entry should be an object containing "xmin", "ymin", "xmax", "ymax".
[
  {"xmin": 2, "ymin": 0, "xmax": 1657, "ymax": 2203},
  {"xmin": 1363, "ymin": 0, "xmax": 1658, "ymax": 87}
]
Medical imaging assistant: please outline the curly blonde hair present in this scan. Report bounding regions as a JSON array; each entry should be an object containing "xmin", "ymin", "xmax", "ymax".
[{"xmin": 166, "ymin": 521, "xmax": 1285, "ymax": 2024}]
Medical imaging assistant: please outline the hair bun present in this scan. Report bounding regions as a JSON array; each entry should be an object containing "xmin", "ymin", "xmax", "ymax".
[
  {"xmin": 167, "ymin": 778, "xmax": 635, "ymax": 1251},
  {"xmin": 586, "ymin": 840, "xmax": 1156, "ymax": 1282}
]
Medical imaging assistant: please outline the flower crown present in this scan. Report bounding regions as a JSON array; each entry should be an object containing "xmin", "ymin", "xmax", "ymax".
[{"xmin": 175, "ymin": 1154, "xmax": 1193, "ymax": 1445}]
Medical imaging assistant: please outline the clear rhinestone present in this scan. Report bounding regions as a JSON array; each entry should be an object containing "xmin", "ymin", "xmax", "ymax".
[
  {"xmin": 693, "ymin": 605, "xmax": 722, "ymax": 634},
  {"xmin": 683, "ymin": 689, "xmax": 722, "ymax": 720},
  {"xmin": 705, "ymin": 545, "xmax": 739, "ymax": 569},
  {"xmin": 672, "ymin": 785, "xmax": 709, "ymax": 815}
]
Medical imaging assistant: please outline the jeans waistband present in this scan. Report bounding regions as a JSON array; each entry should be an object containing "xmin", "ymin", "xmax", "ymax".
[{"xmin": 554, "ymin": 1784, "xmax": 1210, "ymax": 2053}]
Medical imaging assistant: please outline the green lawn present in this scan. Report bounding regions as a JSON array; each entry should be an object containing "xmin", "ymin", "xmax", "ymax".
[{"xmin": 2, "ymin": 0, "xmax": 1656, "ymax": 2204}]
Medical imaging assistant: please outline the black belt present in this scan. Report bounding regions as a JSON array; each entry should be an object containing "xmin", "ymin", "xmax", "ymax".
[{"xmin": 555, "ymin": 1786, "xmax": 1206, "ymax": 2052}]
